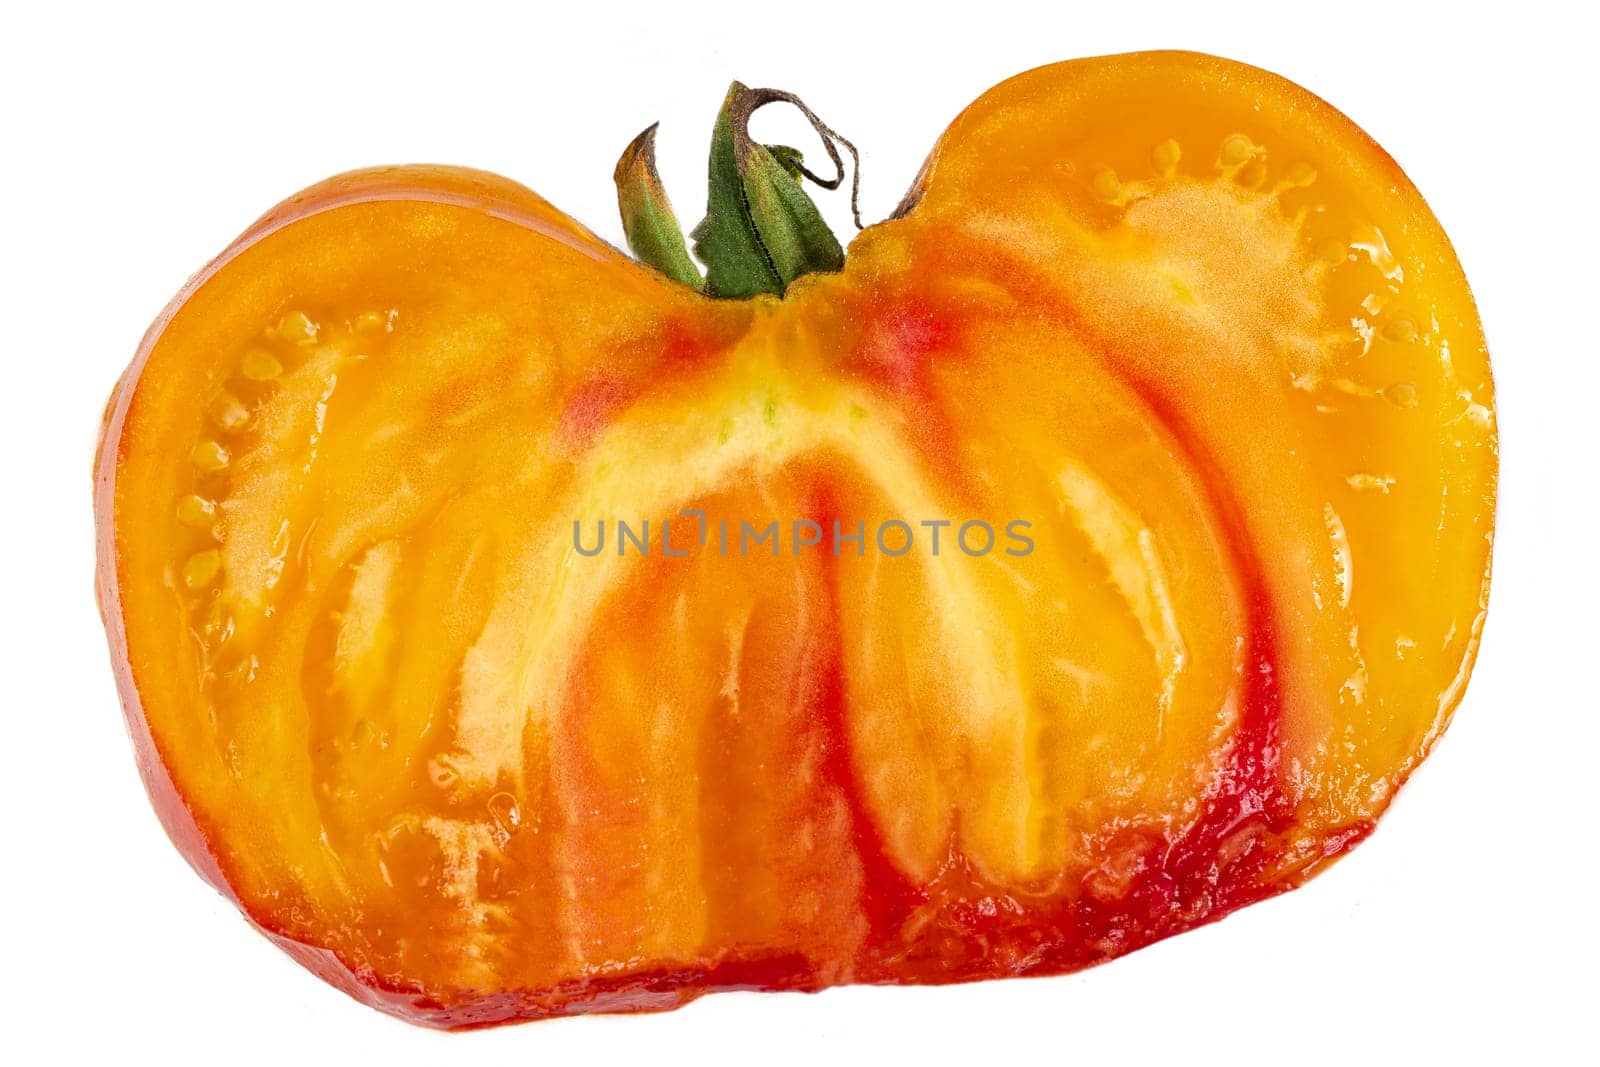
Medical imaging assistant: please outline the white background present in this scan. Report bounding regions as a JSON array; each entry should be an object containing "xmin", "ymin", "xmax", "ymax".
[{"xmin": 3, "ymin": 1, "xmax": 1595, "ymax": 1062}]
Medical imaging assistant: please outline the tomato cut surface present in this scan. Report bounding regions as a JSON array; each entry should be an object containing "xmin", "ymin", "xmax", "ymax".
[{"xmin": 96, "ymin": 52, "xmax": 1495, "ymax": 1027}]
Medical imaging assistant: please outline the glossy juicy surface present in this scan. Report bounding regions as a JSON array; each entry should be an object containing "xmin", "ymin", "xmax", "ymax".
[{"xmin": 96, "ymin": 52, "xmax": 1495, "ymax": 1027}]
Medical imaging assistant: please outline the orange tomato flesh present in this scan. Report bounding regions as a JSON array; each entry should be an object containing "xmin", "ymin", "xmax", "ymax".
[{"xmin": 96, "ymin": 52, "xmax": 1495, "ymax": 1026}]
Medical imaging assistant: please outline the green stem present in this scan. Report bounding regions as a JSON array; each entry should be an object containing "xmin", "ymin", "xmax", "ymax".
[{"xmin": 616, "ymin": 83, "xmax": 861, "ymax": 299}]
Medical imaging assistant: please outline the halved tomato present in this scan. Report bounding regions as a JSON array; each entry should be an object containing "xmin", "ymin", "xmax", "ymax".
[{"xmin": 96, "ymin": 52, "xmax": 1495, "ymax": 1026}]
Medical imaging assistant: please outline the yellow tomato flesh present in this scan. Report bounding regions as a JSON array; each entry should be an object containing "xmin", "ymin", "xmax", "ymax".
[{"xmin": 97, "ymin": 52, "xmax": 1494, "ymax": 1025}]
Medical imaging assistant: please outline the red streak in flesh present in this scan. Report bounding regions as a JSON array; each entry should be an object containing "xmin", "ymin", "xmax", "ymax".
[
  {"xmin": 808, "ymin": 480, "xmax": 931, "ymax": 952},
  {"xmin": 556, "ymin": 316, "xmax": 717, "ymax": 449}
]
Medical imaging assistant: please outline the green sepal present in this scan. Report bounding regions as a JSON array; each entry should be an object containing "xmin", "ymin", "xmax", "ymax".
[
  {"xmin": 613, "ymin": 123, "xmax": 703, "ymax": 289},
  {"xmin": 767, "ymin": 145, "xmax": 806, "ymax": 182},
  {"xmin": 740, "ymin": 141, "xmax": 844, "ymax": 287},
  {"xmin": 690, "ymin": 83, "xmax": 783, "ymax": 298},
  {"xmin": 691, "ymin": 83, "xmax": 847, "ymax": 299}
]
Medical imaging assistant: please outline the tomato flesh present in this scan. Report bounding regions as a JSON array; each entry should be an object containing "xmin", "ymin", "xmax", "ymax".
[{"xmin": 96, "ymin": 52, "xmax": 1495, "ymax": 1026}]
